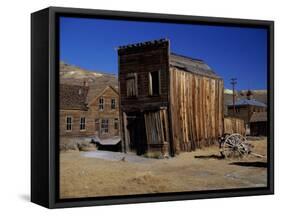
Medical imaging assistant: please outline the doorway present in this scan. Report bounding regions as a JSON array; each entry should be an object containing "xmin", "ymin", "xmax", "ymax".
[{"xmin": 126, "ymin": 112, "xmax": 147, "ymax": 155}]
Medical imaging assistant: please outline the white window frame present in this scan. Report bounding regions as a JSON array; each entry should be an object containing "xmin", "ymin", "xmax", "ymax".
[
  {"xmin": 66, "ymin": 116, "xmax": 73, "ymax": 132},
  {"xmin": 111, "ymin": 98, "xmax": 116, "ymax": 110},
  {"xmin": 101, "ymin": 119, "xmax": 109, "ymax": 134},
  {"xmin": 99, "ymin": 97, "xmax": 104, "ymax": 111},
  {"xmin": 80, "ymin": 116, "xmax": 86, "ymax": 131}
]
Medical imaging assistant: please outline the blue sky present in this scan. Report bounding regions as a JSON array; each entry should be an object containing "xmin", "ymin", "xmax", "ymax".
[{"xmin": 60, "ymin": 17, "xmax": 268, "ymax": 90}]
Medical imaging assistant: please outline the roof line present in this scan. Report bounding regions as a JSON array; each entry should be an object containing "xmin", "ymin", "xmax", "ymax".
[
  {"xmin": 170, "ymin": 65, "xmax": 222, "ymax": 80},
  {"xmin": 89, "ymin": 85, "xmax": 118, "ymax": 105},
  {"xmin": 170, "ymin": 52, "xmax": 204, "ymax": 62},
  {"xmin": 118, "ymin": 38, "xmax": 169, "ymax": 50}
]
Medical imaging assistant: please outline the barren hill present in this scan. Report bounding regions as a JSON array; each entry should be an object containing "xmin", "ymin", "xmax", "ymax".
[{"xmin": 60, "ymin": 61, "xmax": 118, "ymax": 90}]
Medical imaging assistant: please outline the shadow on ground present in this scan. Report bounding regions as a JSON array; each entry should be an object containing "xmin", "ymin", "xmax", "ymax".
[
  {"xmin": 19, "ymin": 194, "xmax": 30, "ymax": 202},
  {"xmin": 194, "ymin": 154, "xmax": 224, "ymax": 160},
  {"xmin": 229, "ymin": 161, "xmax": 267, "ymax": 168}
]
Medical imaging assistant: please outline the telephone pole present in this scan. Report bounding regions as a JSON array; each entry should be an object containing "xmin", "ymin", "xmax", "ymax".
[{"xmin": 230, "ymin": 78, "xmax": 237, "ymax": 116}]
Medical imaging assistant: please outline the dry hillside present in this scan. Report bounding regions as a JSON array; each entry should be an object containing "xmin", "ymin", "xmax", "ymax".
[{"xmin": 60, "ymin": 61, "xmax": 118, "ymax": 89}]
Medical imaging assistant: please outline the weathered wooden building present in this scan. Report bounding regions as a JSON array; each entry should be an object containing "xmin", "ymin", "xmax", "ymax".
[
  {"xmin": 60, "ymin": 84, "xmax": 90, "ymax": 137},
  {"xmin": 118, "ymin": 39, "xmax": 224, "ymax": 157},
  {"xmin": 227, "ymin": 90, "xmax": 267, "ymax": 126},
  {"xmin": 87, "ymin": 85, "xmax": 120, "ymax": 139},
  {"xmin": 59, "ymin": 84, "xmax": 120, "ymax": 139},
  {"xmin": 249, "ymin": 112, "xmax": 267, "ymax": 136}
]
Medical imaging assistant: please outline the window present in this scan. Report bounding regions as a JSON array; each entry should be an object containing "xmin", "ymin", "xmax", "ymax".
[
  {"xmin": 126, "ymin": 73, "xmax": 137, "ymax": 97},
  {"xmin": 80, "ymin": 117, "xmax": 86, "ymax": 131},
  {"xmin": 111, "ymin": 98, "xmax": 116, "ymax": 109},
  {"xmin": 149, "ymin": 71, "xmax": 160, "ymax": 96},
  {"xmin": 114, "ymin": 118, "xmax": 119, "ymax": 130},
  {"xmin": 66, "ymin": 116, "xmax": 72, "ymax": 131},
  {"xmin": 99, "ymin": 97, "xmax": 104, "ymax": 110},
  {"xmin": 95, "ymin": 119, "xmax": 100, "ymax": 132},
  {"xmin": 101, "ymin": 119, "xmax": 109, "ymax": 134}
]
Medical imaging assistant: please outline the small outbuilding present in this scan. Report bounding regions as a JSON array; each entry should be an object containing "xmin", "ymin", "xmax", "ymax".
[{"xmin": 249, "ymin": 112, "xmax": 267, "ymax": 136}]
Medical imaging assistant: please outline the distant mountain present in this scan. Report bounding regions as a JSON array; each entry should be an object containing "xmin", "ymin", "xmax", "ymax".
[{"xmin": 60, "ymin": 61, "xmax": 118, "ymax": 90}]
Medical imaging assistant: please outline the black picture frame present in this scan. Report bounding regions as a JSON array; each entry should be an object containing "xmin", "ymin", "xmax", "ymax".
[{"xmin": 31, "ymin": 6, "xmax": 274, "ymax": 209}]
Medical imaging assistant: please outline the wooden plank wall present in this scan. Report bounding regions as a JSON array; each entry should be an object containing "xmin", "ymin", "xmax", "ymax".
[
  {"xmin": 144, "ymin": 109, "xmax": 169, "ymax": 145},
  {"xmin": 118, "ymin": 46, "xmax": 169, "ymax": 111},
  {"xmin": 224, "ymin": 117, "xmax": 246, "ymax": 135},
  {"xmin": 169, "ymin": 67, "xmax": 224, "ymax": 154}
]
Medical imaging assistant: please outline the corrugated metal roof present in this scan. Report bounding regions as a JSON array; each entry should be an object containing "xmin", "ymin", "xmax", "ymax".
[
  {"xmin": 228, "ymin": 98, "xmax": 267, "ymax": 107},
  {"xmin": 250, "ymin": 112, "xmax": 267, "ymax": 122},
  {"xmin": 170, "ymin": 53, "xmax": 220, "ymax": 79}
]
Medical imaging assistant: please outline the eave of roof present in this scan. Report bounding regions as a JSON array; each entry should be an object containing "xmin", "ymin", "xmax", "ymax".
[
  {"xmin": 169, "ymin": 53, "xmax": 221, "ymax": 79},
  {"xmin": 250, "ymin": 112, "xmax": 267, "ymax": 122},
  {"xmin": 88, "ymin": 85, "xmax": 119, "ymax": 105}
]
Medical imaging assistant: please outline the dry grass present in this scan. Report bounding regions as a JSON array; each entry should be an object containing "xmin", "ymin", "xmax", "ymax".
[{"xmin": 60, "ymin": 137, "xmax": 267, "ymax": 199}]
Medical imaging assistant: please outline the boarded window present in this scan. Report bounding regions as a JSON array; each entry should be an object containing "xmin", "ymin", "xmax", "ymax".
[
  {"xmin": 99, "ymin": 97, "xmax": 104, "ymax": 110},
  {"xmin": 101, "ymin": 119, "xmax": 109, "ymax": 134},
  {"xmin": 114, "ymin": 118, "xmax": 119, "ymax": 130},
  {"xmin": 80, "ymin": 117, "xmax": 86, "ymax": 131},
  {"xmin": 111, "ymin": 98, "xmax": 116, "ymax": 109},
  {"xmin": 144, "ymin": 109, "xmax": 168, "ymax": 144},
  {"xmin": 126, "ymin": 73, "xmax": 137, "ymax": 97},
  {"xmin": 149, "ymin": 71, "xmax": 160, "ymax": 96},
  {"xmin": 95, "ymin": 118, "xmax": 100, "ymax": 133},
  {"xmin": 66, "ymin": 116, "xmax": 72, "ymax": 131}
]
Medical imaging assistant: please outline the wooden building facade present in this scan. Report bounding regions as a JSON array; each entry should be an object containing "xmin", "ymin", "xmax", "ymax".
[
  {"xmin": 118, "ymin": 39, "xmax": 224, "ymax": 157},
  {"xmin": 59, "ymin": 84, "xmax": 120, "ymax": 139}
]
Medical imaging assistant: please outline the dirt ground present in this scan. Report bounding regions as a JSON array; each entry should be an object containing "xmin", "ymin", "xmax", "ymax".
[{"xmin": 60, "ymin": 137, "xmax": 267, "ymax": 199}]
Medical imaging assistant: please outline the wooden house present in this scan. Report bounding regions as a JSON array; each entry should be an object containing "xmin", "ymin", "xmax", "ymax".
[
  {"xmin": 227, "ymin": 90, "xmax": 267, "ymax": 126},
  {"xmin": 59, "ymin": 84, "xmax": 120, "ymax": 139},
  {"xmin": 118, "ymin": 39, "xmax": 224, "ymax": 157},
  {"xmin": 87, "ymin": 85, "xmax": 120, "ymax": 139},
  {"xmin": 249, "ymin": 112, "xmax": 267, "ymax": 136},
  {"xmin": 60, "ymin": 84, "xmax": 90, "ymax": 137}
]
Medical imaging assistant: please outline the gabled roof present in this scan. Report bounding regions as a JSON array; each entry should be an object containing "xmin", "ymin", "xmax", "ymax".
[
  {"xmin": 250, "ymin": 112, "xmax": 267, "ymax": 123},
  {"xmin": 228, "ymin": 98, "xmax": 267, "ymax": 107},
  {"xmin": 88, "ymin": 85, "xmax": 118, "ymax": 105},
  {"xmin": 169, "ymin": 53, "xmax": 220, "ymax": 79},
  {"xmin": 60, "ymin": 84, "xmax": 89, "ymax": 110}
]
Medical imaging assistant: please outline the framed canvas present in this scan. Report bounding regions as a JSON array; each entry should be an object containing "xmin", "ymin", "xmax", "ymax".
[{"xmin": 31, "ymin": 6, "xmax": 274, "ymax": 208}]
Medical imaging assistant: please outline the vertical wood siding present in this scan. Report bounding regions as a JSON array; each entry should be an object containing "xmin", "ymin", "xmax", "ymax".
[
  {"xmin": 224, "ymin": 117, "xmax": 246, "ymax": 135},
  {"xmin": 169, "ymin": 67, "xmax": 224, "ymax": 153}
]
